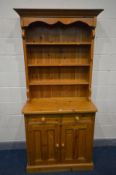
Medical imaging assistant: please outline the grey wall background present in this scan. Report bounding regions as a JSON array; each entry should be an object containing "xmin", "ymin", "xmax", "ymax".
[{"xmin": 0, "ymin": 0, "xmax": 116, "ymax": 142}]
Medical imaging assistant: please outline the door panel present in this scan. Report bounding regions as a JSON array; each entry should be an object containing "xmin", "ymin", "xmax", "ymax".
[
  {"xmin": 61, "ymin": 125, "xmax": 75, "ymax": 161},
  {"xmin": 34, "ymin": 130, "xmax": 43, "ymax": 163},
  {"xmin": 61, "ymin": 121, "xmax": 93, "ymax": 163},
  {"xmin": 44, "ymin": 125, "xmax": 60, "ymax": 162},
  {"xmin": 27, "ymin": 125, "xmax": 44, "ymax": 165},
  {"xmin": 61, "ymin": 124, "xmax": 75, "ymax": 163},
  {"xmin": 27, "ymin": 122, "xmax": 60, "ymax": 165},
  {"xmin": 74, "ymin": 128, "xmax": 86, "ymax": 162}
]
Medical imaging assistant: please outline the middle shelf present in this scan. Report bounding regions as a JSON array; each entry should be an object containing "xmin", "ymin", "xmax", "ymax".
[
  {"xmin": 28, "ymin": 66, "xmax": 89, "ymax": 86},
  {"xmin": 26, "ymin": 42, "xmax": 91, "ymax": 45},
  {"xmin": 28, "ymin": 61, "xmax": 90, "ymax": 67},
  {"xmin": 29, "ymin": 79, "xmax": 89, "ymax": 85}
]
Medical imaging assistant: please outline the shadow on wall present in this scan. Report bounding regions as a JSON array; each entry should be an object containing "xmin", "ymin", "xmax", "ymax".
[
  {"xmin": 92, "ymin": 20, "xmax": 111, "ymax": 138},
  {"xmin": 92, "ymin": 20, "xmax": 111, "ymax": 101}
]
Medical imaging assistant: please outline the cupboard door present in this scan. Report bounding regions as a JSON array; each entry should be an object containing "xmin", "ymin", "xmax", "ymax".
[
  {"xmin": 61, "ymin": 120, "xmax": 93, "ymax": 163},
  {"xmin": 27, "ymin": 121, "xmax": 60, "ymax": 165}
]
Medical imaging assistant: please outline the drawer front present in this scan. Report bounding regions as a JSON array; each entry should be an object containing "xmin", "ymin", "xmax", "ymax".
[
  {"xmin": 25, "ymin": 113, "xmax": 95, "ymax": 125},
  {"xmin": 61, "ymin": 113, "xmax": 94, "ymax": 124},
  {"xmin": 26, "ymin": 114, "xmax": 61, "ymax": 125}
]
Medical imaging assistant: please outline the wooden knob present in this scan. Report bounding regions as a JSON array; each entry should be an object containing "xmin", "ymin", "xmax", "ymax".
[
  {"xmin": 41, "ymin": 117, "xmax": 45, "ymax": 122},
  {"xmin": 62, "ymin": 143, "xmax": 65, "ymax": 147},
  {"xmin": 75, "ymin": 116, "xmax": 79, "ymax": 121},
  {"xmin": 56, "ymin": 143, "xmax": 59, "ymax": 148}
]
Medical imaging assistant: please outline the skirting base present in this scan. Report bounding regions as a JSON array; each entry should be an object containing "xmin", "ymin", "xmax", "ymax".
[{"xmin": 27, "ymin": 162, "xmax": 94, "ymax": 173}]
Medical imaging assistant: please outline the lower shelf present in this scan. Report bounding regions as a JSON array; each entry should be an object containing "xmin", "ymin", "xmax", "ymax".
[{"xmin": 27, "ymin": 162, "xmax": 94, "ymax": 173}]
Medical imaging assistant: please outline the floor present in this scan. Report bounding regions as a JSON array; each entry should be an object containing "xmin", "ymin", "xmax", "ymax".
[{"xmin": 0, "ymin": 147, "xmax": 116, "ymax": 175}]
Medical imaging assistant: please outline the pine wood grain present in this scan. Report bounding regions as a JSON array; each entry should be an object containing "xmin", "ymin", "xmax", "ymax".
[
  {"xmin": 15, "ymin": 9, "xmax": 103, "ymax": 173},
  {"xmin": 22, "ymin": 98, "xmax": 97, "ymax": 114}
]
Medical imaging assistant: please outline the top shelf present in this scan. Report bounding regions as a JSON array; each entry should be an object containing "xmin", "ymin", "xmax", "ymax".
[{"xmin": 26, "ymin": 42, "xmax": 91, "ymax": 46}]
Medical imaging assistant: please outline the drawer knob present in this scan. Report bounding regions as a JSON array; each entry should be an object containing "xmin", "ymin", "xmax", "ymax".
[
  {"xmin": 62, "ymin": 143, "xmax": 65, "ymax": 147},
  {"xmin": 56, "ymin": 143, "xmax": 59, "ymax": 148},
  {"xmin": 75, "ymin": 116, "xmax": 79, "ymax": 121},
  {"xmin": 41, "ymin": 117, "xmax": 45, "ymax": 122}
]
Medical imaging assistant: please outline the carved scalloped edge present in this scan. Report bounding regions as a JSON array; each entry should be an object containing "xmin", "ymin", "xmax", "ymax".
[{"xmin": 22, "ymin": 18, "xmax": 96, "ymax": 28}]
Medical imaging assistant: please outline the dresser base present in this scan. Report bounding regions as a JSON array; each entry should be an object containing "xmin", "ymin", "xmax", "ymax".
[{"xmin": 27, "ymin": 162, "xmax": 94, "ymax": 173}]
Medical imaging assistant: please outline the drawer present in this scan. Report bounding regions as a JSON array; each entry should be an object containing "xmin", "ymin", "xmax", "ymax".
[
  {"xmin": 61, "ymin": 113, "xmax": 94, "ymax": 124},
  {"xmin": 26, "ymin": 114, "xmax": 61, "ymax": 125},
  {"xmin": 25, "ymin": 113, "xmax": 94, "ymax": 126}
]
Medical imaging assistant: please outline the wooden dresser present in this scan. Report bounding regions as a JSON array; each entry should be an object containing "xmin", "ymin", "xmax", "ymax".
[{"xmin": 14, "ymin": 9, "xmax": 103, "ymax": 173}]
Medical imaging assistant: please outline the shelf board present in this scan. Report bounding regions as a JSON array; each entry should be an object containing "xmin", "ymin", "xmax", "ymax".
[
  {"xmin": 28, "ymin": 63, "xmax": 90, "ymax": 67},
  {"xmin": 29, "ymin": 79, "xmax": 89, "ymax": 85},
  {"xmin": 22, "ymin": 97, "xmax": 97, "ymax": 114},
  {"xmin": 26, "ymin": 42, "xmax": 91, "ymax": 46}
]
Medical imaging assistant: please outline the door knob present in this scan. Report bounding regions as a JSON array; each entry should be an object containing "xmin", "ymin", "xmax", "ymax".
[
  {"xmin": 56, "ymin": 143, "xmax": 59, "ymax": 148},
  {"xmin": 41, "ymin": 117, "xmax": 45, "ymax": 122},
  {"xmin": 62, "ymin": 143, "xmax": 65, "ymax": 147},
  {"xmin": 75, "ymin": 116, "xmax": 79, "ymax": 121}
]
